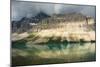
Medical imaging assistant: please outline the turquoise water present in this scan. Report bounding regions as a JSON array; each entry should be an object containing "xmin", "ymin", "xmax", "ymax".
[{"xmin": 12, "ymin": 42, "xmax": 96, "ymax": 66}]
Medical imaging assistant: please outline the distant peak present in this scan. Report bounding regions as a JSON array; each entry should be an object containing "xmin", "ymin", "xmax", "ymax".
[
  {"xmin": 36, "ymin": 12, "xmax": 50, "ymax": 17},
  {"xmin": 35, "ymin": 12, "xmax": 50, "ymax": 20}
]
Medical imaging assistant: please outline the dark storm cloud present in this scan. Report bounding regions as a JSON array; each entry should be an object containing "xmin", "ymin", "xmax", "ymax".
[
  {"xmin": 12, "ymin": 1, "xmax": 55, "ymax": 21},
  {"xmin": 11, "ymin": 0, "xmax": 96, "ymax": 21}
]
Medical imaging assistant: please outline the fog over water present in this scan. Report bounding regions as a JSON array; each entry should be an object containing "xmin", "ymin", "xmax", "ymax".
[{"xmin": 11, "ymin": 0, "xmax": 96, "ymax": 21}]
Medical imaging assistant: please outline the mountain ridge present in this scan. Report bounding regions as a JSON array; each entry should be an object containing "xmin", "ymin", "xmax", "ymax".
[{"xmin": 12, "ymin": 12, "xmax": 94, "ymax": 33}]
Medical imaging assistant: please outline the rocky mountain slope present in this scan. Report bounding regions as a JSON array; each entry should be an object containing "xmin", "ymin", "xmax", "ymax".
[
  {"xmin": 12, "ymin": 12, "xmax": 95, "ymax": 33},
  {"xmin": 12, "ymin": 12, "xmax": 95, "ymax": 42}
]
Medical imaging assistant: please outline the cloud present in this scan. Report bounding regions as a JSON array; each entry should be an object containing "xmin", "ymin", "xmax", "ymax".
[
  {"xmin": 11, "ymin": 1, "xmax": 96, "ymax": 21},
  {"xmin": 80, "ymin": 6, "xmax": 96, "ymax": 19}
]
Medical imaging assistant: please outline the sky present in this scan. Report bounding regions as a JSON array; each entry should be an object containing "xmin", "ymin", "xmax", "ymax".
[{"xmin": 11, "ymin": 0, "xmax": 96, "ymax": 21}]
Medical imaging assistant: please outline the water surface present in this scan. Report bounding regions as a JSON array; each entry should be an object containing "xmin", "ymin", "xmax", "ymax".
[{"xmin": 12, "ymin": 42, "xmax": 96, "ymax": 66}]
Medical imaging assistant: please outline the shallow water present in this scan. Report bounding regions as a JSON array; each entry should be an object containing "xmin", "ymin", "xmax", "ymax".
[{"xmin": 12, "ymin": 42, "xmax": 96, "ymax": 66}]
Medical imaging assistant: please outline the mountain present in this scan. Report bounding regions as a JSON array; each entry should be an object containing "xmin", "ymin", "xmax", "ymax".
[
  {"xmin": 51, "ymin": 13, "xmax": 87, "ymax": 22},
  {"xmin": 35, "ymin": 12, "xmax": 50, "ymax": 20},
  {"xmin": 12, "ymin": 12, "xmax": 94, "ymax": 33},
  {"xmin": 12, "ymin": 12, "xmax": 50, "ymax": 33}
]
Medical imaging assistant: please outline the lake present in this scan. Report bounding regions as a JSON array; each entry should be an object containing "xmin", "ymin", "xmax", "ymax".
[{"xmin": 12, "ymin": 42, "xmax": 96, "ymax": 66}]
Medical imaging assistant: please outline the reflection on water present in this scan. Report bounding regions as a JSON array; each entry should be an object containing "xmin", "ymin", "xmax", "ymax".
[{"xmin": 12, "ymin": 42, "xmax": 96, "ymax": 66}]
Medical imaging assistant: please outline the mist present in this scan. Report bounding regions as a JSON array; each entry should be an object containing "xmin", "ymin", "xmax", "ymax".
[{"xmin": 11, "ymin": 0, "xmax": 96, "ymax": 21}]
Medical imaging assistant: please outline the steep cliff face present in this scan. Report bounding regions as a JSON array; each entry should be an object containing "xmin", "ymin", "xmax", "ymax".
[
  {"xmin": 12, "ymin": 12, "xmax": 95, "ymax": 32},
  {"xmin": 30, "ymin": 13, "xmax": 95, "ymax": 32},
  {"xmin": 12, "ymin": 13, "xmax": 95, "ymax": 41}
]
